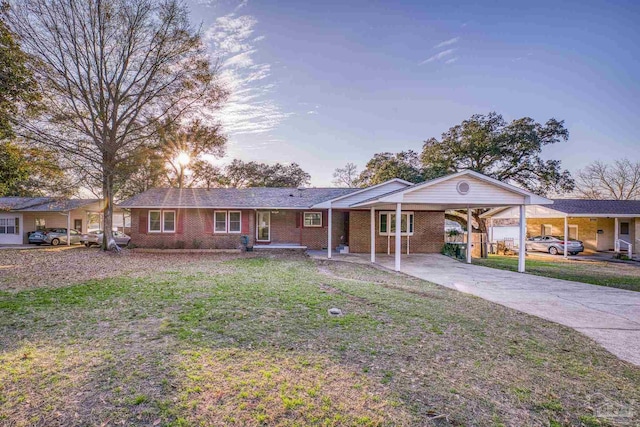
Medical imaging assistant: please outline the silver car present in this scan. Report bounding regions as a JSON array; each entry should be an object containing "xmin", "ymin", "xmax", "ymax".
[
  {"xmin": 28, "ymin": 228, "xmax": 83, "ymax": 246},
  {"xmin": 81, "ymin": 230, "xmax": 131, "ymax": 247},
  {"xmin": 526, "ymin": 235, "xmax": 584, "ymax": 255}
]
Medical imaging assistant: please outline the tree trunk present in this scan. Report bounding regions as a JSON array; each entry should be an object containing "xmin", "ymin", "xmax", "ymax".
[{"xmin": 101, "ymin": 165, "xmax": 117, "ymax": 251}]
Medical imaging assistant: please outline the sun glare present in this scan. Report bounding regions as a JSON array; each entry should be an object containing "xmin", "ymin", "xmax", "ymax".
[{"xmin": 177, "ymin": 152, "xmax": 190, "ymax": 166}]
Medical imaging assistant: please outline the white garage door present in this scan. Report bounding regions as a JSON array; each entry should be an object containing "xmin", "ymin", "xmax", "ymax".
[
  {"xmin": 0, "ymin": 214, "xmax": 23, "ymax": 245},
  {"xmin": 490, "ymin": 226, "xmax": 519, "ymax": 242}
]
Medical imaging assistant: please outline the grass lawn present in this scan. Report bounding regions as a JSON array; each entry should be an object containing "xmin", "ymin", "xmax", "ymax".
[
  {"xmin": 0, "ymin": 248, "xmax": 639, "ymax": 426},
  {"xmin": 473, "ymin": 254, "xmax": 640, "ymax": 292}
]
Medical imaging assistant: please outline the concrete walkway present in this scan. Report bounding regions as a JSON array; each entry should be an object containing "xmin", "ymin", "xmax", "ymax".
[{"xmin": 310, "ymin": 252, "xmax": 640, "ymax": 366}]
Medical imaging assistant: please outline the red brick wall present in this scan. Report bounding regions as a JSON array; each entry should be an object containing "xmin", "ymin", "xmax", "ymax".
[
  {"xmin": 349, "ymin": 210, "xmax": 445, "ymax": 254},
  {"xmin": 130, "ymin": 208, "xmax": 255, "ymax": 249},
  {"xmin": 130, "ymin": 208, "xmax": 444, "ymax": 252}
]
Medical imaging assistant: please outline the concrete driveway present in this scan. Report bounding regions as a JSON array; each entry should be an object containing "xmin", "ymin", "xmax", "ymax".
[{"xmin": 371, "ymin": 254, "xmax": 640, "ymax": 366}]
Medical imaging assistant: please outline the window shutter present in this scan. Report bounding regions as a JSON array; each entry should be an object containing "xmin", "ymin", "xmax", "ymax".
[
  {"xmin": 176, "ymin": 209, "xmax": 184, "ymax": 234},
  {"xmin": 204, "ymin": 210, "xmax": 213, "ymax": 234},
  {"xmin": 322, "ymin": 211, "xmax": 328, "ymax": 228},
  {"xmin": 296, "ymin": 212, "xmax": 301, "ymax": 228},
  {"xmin": 139, "ymin": 210, "xmax": 147, "ymax": 234},
  {"xmin": 242, "ymin": 211, "xmax": 250, "ymax": 233}
]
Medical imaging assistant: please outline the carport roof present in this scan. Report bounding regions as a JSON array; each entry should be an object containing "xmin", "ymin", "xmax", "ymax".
[{"xmin": 0, "ymin": 197, "xmax": 100, "ymax": 212}]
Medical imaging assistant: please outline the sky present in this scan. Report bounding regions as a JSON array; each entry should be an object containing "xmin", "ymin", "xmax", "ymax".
[{"xmin": 188, "ymin": 0, "xmax": 640, "ymax": 187}]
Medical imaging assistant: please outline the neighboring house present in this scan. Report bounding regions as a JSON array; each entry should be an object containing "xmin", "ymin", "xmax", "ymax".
[
  {"xmin": 484, "ymin": 200, "xmax": 640, "ymax": 253},
  {"xmin": 119, "ymin": 170, "xmax": 551, "ymax": 273},
  {"xmin": 0, "ymin": 197, "xmax": 119, "ymax": 245}
]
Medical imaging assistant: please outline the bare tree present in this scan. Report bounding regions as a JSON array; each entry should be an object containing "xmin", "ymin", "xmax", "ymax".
[
  {"xmin": 5, "ymin": 0, "xmax": 226, "ymax": 249},
  {"xmin": 332, "ymin": 162, "xmax": 359, "ymax": 187},
  {"xmin": 576, "ymin": 159, "xmax": 640, "ymax": 200}
]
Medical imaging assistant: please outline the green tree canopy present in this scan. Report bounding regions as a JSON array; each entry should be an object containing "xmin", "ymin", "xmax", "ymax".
[
  {"xmin": 421, "ymin": 112, "xmax": 574, "ymax": 195},
  {"xmin": 0, "ymin": 8, "xmax": 40, "ymax": 140},
  {"xmin": 223, "ymin": 160, "xmax": 311, "ymax": 188},
  {"xmin": 356, "ymin": 151, "xmax": 423, "ymax": 187},
  {"xmin": 0, "ymin": 141, "xmax": 73, "ymax": 197}
]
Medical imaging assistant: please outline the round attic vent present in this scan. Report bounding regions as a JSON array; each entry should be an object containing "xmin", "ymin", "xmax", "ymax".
[{"xmin": 457, "ymin": 181, "xmax": 470, "ymax": 195}]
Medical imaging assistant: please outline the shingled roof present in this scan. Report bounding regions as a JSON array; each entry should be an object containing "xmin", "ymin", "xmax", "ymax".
[
  {"xmin": 550, "ymin": 199, "xmax": 640, "ymax": 215},
  {"xmin": 0, "ymin": 197, "xmax": 100, "ymax": 212},
  {"xmin": 118, "ymin": 187, "xmax": 359, "ymax": 209}
]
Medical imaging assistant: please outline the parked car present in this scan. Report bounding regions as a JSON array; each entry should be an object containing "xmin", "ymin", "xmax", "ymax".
[
  {"xmin": 28, "ymin": 228, "xmax": 83, "ymax": 246},
  {"xmin": 526, "ymin": 235, "xmax": 584, "ymax": 255},
  {"xmin": 81, "ymin": 230, "xmax": 131, "ymax": 247}
]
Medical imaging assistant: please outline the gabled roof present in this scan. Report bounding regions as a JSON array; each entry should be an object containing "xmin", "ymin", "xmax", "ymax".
[
  {"xmin": 0, "ymin": 197, "xmax": 100, "ymax": 212},
  {"xmin": 547, "ymin": 199, "xmax": 640, "ymax": 215},
  {"xmin": 118, "ymin": 187, "xmax": 359, "ymax": 209},
  {"xmin": 350, "ymin": 170, "xmax": 552, "ymax": 207},
  {"xmin": 310, "ymin": 178, "xmax": 413, "ymax": 208}
]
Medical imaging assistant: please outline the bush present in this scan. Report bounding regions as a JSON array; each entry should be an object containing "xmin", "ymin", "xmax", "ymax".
[
  {"xmin": 192, "ymin": 239, "xmax": 202, "ymax": 249},
  {"xmin": 175, "ymin": 240, "xmax": 186, "ymax": 249},
  {"xmin": 441, "ymin": 243, "xmax": 466, "ymax": 261}
]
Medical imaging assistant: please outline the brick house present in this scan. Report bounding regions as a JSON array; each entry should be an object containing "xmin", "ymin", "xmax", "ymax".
[
  {"xmin": 484, "ymin": 200, "xmax": 640, "ymax": 255},
  {"xmin": 119, "ymin": 170, "xmax": 553, "ymax": 272}
]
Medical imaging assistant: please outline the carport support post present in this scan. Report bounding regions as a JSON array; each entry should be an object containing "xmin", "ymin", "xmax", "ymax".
[
  {"xmin": 395, "ymin": 203, "xmax": 401, "ymax": 271},
  {"xmin": 564, "ymin": 216, "xmax": 568, "ymax": 258},
  {"xmin": 327, "ymin": 208, "xmax": 332, "ymax": 259},
  {"xmin": 614, "ymin": 217, "xmax": 619, "ymax": 252},
  {"xmin": 370, "ymin": 207, "xmax": 375, "ymax": 263},
  {"xmin": 66, "ymin": 211, "xmax": 71, "ymax": 246},
  {"xmin": 466, "ymin": 208, "xmax": 472, "ymax": 264},
  {"xmin": 518, "ymin": 205, "xmax": 526, "ymax": 272}
]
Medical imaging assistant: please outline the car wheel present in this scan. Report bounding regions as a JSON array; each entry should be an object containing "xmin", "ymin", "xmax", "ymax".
[
  {"xmin": 549, "ymin": 246, "xmax": 558, "ymax": 255},
  {"xmin": 85, "ymin": 243, "xmax": 90, "ymax": 248},
  {"xmin": 51, "ymin": 238, "xmax": 60, "ymax": 246},
  {"xmin": 125, "ymin": 240, "xmax": 131, "ymax": 248}
]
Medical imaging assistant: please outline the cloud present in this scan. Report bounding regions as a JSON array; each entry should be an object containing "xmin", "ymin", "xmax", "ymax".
[
  {"xmin": 444, "ymin": 57, "xmax": 458, "ymax": 64},
  {"xmin": 419, "ymin": 48, "xmax": 455, "ymax": 65},
  {"xmin": 201, "ymin": 11, "xmax": 291, "ymax": 135},
  {"xmin": 434, "ymin": 37, "xmax": 460, "ymax": 49}
]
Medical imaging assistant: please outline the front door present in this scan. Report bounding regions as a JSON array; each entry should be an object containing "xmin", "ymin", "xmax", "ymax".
[
  {"xmin": 619, "ymin": 221, "xmax": 631, "ymax": 249},
  {"xmin": 74, "ymin": 219, "xmax": 82, "ymax": 232},
  {"xmin": 257, "ymin": 211, "xmax": 270, "ymax": 242}
]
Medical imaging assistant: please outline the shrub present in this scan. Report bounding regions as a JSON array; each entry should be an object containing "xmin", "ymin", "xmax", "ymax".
[{"xmin": 441, "ymin": 243, "xmax": 466, "ymax": 261}]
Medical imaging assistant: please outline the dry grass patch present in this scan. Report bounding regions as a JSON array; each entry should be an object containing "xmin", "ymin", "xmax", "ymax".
[
  {"xmin": 171, "ymin": 348, "xmax": 411, "ymax": 426},
  {"xmin": 0, "ymin": 343, "xmax": 107, "ymax": 426}
]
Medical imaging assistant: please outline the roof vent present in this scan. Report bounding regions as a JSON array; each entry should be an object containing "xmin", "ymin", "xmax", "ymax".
[{"xmin": 457, "ymin": 181, "xmax": 470, "ymax": 195}]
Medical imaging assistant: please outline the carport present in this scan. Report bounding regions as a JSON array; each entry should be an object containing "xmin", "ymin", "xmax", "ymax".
[{"xmin": 346, "ymin": 170, "xmax": 552, "ymax": 272}]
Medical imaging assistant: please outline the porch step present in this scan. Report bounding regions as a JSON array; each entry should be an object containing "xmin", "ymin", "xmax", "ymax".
[{"xmin": 336, "ymin": 245, "xmax": 350, "ymax": 254}]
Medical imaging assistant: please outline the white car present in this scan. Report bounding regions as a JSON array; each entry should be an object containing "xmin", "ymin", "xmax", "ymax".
[{"xmin": 81, "ymin": 230, "xmax": 131, "ymax": 247}]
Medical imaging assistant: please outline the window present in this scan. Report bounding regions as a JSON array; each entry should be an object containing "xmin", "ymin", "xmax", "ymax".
[
  {"xmin": 541, "ymin": 224, "xmax": 552, "ymax": 236},
  {"xmin": 214, "ymin": 211, "xmax": 227, "ymax": 233},
  {"xmin": 568, "ymin": 225, "xmax": 578, "ymax": 240},
  {"xmin": 620, "ymin": 222, "xmax": 630, "ymax": 235},
  {"xmin": 163, "ymin": 211, "xmax": 175, "ymax": 233},
  {"xmin": 304, "ymin": 212, "xmax": 322, "ymax": 227},
  {"xmin": 35, "ymin": 218, "xmax": 45, "ymax": 230},
  {"xmin": 228, "ymin": 211, "xmax": 241, "ymax": 233},
  {"xmin": 0, "ymin": 218, "xmax": 17, "ymax": 234},
  {"xmin": 149, "ymin": 211, "xmax": 161, "ymax": 232},
  {"xmin": 379, "ymin": 212, "xmax": 414, "ymax": 236}
]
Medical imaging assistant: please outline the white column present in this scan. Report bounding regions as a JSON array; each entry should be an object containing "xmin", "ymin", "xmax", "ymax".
[
  {"xmin": 466, "ymin": 208, "xmax": 472, "ymax": 264},
  {"xmin": 327, "ymin": 208, "xmax": 332, "ymax": 259},
  {"xmin": 66, "ymin": 211, "xmax": 71, "ymax": 246},
  {"xmin": 614, "ymin": 217, "xmax": 619, "ymax": 252},
  {"xmin": 395, "ymin": 203, "xmax": 402, "ymax": 271},
  {"xmin": 564, "ymin": 215, "xmax": 568, "ymax": 258},
  {"xmin": 370, "ymin": 207, "xmax": 375, "ymax": 263},
  {"xmin": 518, "ymin": 205, "xmax": 526, "ymax": 273}
]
